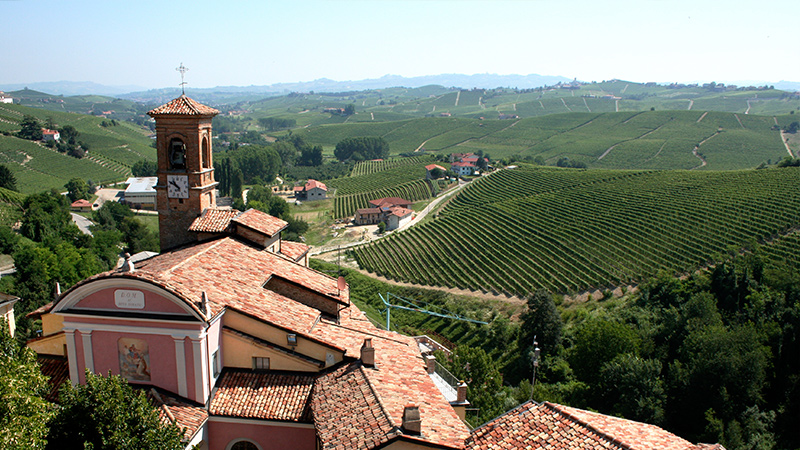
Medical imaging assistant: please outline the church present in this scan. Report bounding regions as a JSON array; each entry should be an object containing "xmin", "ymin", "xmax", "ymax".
[{"xmin": 25, "ymin": 94, "xmax": 723, "ymax": 450}]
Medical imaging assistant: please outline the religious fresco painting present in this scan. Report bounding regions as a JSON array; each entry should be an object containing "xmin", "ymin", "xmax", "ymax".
[{"xmin": 118, "ymin": 337, "xmax": 151, "ymax": 381}]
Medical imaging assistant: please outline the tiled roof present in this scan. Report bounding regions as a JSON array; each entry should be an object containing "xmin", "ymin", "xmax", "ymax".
[
  {"xmin": 313, "ymin": 362, "xmax": 397, "ymax": 449},
  {"xmin": 356, "ymin": 207, "xmax": 382, "ymax": 215},
  {"xmin": 466, "ymin": 401, "xmax": 717, "ymax": 450},
  {"xmin": 70, "ymin": 199, "xmax": 92, "ymax": 207},
  {"xmin": 389, "ymin": 206, "xmax": 412, "ymax": 218},
  {"xmin": 305, "ymin": 179, "xmax": 327, "ymax": 191},
  {"xmin": 369, "ymin": 197, "xmax": 411, "ymax": 208},
  {"xmin": 146, "ymin": 387, "xmax": 208, "ymax": 441},
  {"xmin": 451, "ymin": 162, "xmax": 475, "ymax": 168},
  {"xmin": 147, "ymin": 95, "xmax": 219, "ymax": 116},
  {"xmin": 37, "ymin": 355, "xmax": 69, "ymax": 402},
  {"xmin": 280, "ymin": 240, "xmax": 309, "ymax": 262},
  {"xmin": 60, "ymin": 237, "xmax": 350, "ymax": 350},
  {"xmin": 188, "ymin": 208, "xmax": 239, "ymax": 233},
  {"xmin": 26, "ymin": 301, "xmax": 54, "ymax": 318},
  {"xmin": 425, "ymin": 164, "xmax": 446, "ymax": 171},
  {"xmin": 232, "ymin": 208, "xmax": 288, "ymax": 237},
  {"xmin": 210, "ymin": 369, "xmax": 313, "ymax": 422}
]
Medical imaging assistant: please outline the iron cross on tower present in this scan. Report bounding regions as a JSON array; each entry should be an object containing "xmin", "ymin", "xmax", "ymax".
[{"xmin": 176, "ymin": 63, "xmax": 189, "ymax": 94}]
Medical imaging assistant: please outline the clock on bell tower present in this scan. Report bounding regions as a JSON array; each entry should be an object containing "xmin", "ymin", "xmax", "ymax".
[{"xmin": 147, "ymin": 94, "xmax": 220, "ymax": 251}]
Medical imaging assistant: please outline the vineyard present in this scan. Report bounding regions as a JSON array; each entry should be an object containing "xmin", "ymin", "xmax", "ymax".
[
  {"xmin": 334, "ymin": 179, "xmax": 432, "ymax": 218},
  {"xmin": 352, "ymin": 165, "xmax": 800, "ymax": 296},
  {"xmin": 349, "ymin": 155, "xmax": 435, "ymax": 177}
]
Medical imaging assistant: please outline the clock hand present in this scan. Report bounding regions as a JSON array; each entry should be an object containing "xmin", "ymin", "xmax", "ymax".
[{"xmin": 170, "ymin": 180, "xmax": 179, "ymax": 188}]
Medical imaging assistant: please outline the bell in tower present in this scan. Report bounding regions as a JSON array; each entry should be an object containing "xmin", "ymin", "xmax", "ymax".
[{"xmin": 147, "ymin": 94, "xmax": 219, "ymax": 250}]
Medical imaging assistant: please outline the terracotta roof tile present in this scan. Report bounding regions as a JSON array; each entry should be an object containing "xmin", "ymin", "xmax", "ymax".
[
  {"xmin": 389, "ymin": 206, "xmax": 412, "ymax": 218},
  {"xmin": 369, "ymin": 197, "xmax": 412, "ymax": 208},
  {"xmin": 36, "ymin": 355, "xmax": 69, "ymax": 402},
  {"xmin": 467, "ymin": 401, "xmax": 715, "ymax": 450},
  {"xmin": 313, "ymin": 362, "xmax": 397, "ymax": 449},
  {"xmin": 305, "ymin": 179, "xmax": 327, "ymax": 191},
  {"xmin": 425, "ymin": 164, "xmax": 446, "ymax": 171},
  {"xmin": 70, "ymin": 199, "xmax": 92, "ymax": 207},
  {"xmin": 147, "ymin": 95, "xmax": 219, "ymax": 116},
  {"xmin": 146, "ymin": 388, "xmax": 208, "ymax": 441},
  {"xmin": 233, "ymin": 209, "xmax": 288, "ymax": 237},
  {"xmin": 280, "ymin": 240, "xmax": 310, "ymax": 262},
  {"xmin": 188, "ymin": 208, "xmax": 240, "ymax": 233},
  {"xmin": 210, "ymin": 369, "xmax": 314, "ymax": 421}
]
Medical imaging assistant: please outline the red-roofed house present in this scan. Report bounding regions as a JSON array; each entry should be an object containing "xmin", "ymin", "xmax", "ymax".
[
  {"xmin": 70, "ymin": 199, "xmax": 93, "ymax": 212},
  {"xmin": 425, "ymin": 163, "xmax": 447, "ymax": 179},
  {"xmin": 354, "ymin": 197, "xmax": 414, "ymax": 230},
  {"xmin": 294, "ymin": 179, "xmax": 327, "ymax": 200},
  {"xmin": 26, "ymin": 95, "xmax": 469, "ymax": 450},
  {"xmin": 42, "ymin": 129, "xmax": 60, "ymax": 141}
]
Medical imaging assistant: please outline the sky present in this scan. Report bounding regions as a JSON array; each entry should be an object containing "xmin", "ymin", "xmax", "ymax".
[{"xmin": 1, "ymin": 0, "xmax": 797, "ymax": 90}]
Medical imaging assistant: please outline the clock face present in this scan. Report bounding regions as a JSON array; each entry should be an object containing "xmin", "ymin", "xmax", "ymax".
[{"xmin": 167, "ymin": 175, "xmax": 189, "ymax": 199}]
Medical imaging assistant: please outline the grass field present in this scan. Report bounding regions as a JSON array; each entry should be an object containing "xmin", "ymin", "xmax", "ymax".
[{"xmin": 0, "ymin": 103, "xmax": 154, "ymax": 193}]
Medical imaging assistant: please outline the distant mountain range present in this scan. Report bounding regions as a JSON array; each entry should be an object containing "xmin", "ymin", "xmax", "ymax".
[{"xmin": 1, "ymin": 74, "xmax": 797, "ymax": 102}]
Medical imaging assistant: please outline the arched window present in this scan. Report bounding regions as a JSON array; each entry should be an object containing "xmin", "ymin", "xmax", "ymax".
[
  {"xmin": 201, "ymin": 136, "xmax": 211, "ymax": 169},
  {"xmin": 228, "ymin": 440, "xmax": 259, "ymax": 450},
  {"xmin": 169, "ymin": 138, "xmax": 186, "ymax": 170}
]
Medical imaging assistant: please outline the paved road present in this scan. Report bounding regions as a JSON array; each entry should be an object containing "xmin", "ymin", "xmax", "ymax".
[{"xmin": 71, "ymin": 213, "xmax": 94, "ymax": 236}]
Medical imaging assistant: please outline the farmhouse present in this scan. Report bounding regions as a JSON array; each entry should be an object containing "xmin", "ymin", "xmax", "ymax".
[
  {"xmin": 20, "ymin": 94, "xmax": 722, "ymax": 450},
  {"xmin": 293, "ymin": 179, "xmax": 327, "ymax": 200},
  {"xmin": 0, "ymin": 91, "xmax": 12, "ymax": 103},
  {"xmin": 354, "ymin": 197, "xmax": 414, "ymax": 230},
  {"xmin": 425, "ymin": 163, "xmax": 446, "ymax": 179},
  {"xmin": 70, "ymin": 199, "xmax": 93, "ymax": 212},
  {"xmin": 42, "ymin": 129, "xmax": 60, "ymax": 141}
]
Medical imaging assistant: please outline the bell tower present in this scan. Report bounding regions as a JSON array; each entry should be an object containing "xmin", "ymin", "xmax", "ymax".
[{"xmin": 147, "ymin": 95, "xmax": 219, "ymax": 250}]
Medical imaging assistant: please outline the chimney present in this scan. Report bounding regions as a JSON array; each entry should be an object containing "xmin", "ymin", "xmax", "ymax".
[
  {"xmin": 402, "ymin": 405, "xmax": 421, "ymax": 435},
  {"xmin": 361, "ymin": 338, "xmax": 375, "ymax": 367},
  {"xmin": 457, "ymin": 381, "xmax": 468, "ymax": 403},
  {"xmin": 200, "ymin": 291, "xmax": 210, "ymax": 317},
  {"xmin": 120, "ymin": 253, "xmax": 135, "ymax": 273},
  {"xmin": 425, "ymin": 355, "xmax": 436, "ymax": 374}
]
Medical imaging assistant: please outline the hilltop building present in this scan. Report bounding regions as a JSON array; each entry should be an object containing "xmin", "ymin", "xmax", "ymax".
[
  {"xmin": 26, "ymin": 95, "xmax": 468, "ymax": 450},
  {"xmin": 0, "ymin": 91, "xmax": 13, "ymax": 104},
  {"xmin": 293, "ymin": 179, "xmax": 327, "ymax": 200},
  {"xmin": 42, "ymin": 129, "xmax": 60, "ymax": 141},
  {"xmin": 21, "ymin": 94, "xmax": 723, "ymax": 450}
]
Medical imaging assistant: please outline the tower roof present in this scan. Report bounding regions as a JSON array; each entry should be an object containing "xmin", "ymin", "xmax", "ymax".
[{"xmin": 147, "ymin": 94, "xmax": 219, "ymax": 117}]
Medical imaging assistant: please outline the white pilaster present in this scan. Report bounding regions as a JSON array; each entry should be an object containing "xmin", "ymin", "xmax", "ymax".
[
  {"xmin": 64, "ymin": 329, "xmax": 79, "ymax": 384},
  {"xmin": 80, "ymin": 330, "xmax": 94, "ymax": 373},
  {"xmin": 173, "ymin": 336, "xmax": 188, "ymax": 398}
]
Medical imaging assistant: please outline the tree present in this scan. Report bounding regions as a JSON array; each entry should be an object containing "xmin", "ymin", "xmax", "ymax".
[
  {"xmin": 0, "ymin": 164, "xmax": 18, "ymax": 191},
  {"xmin": 131, "ymin": 160, "xmax": 158, "ymax": 177},
  {"xmin": 344, "ymin": 103, "xmax": 356, "ymax": 116},
  {"xmin": 444, "ymin": 345, "xmax": 504, "ymax": 424},
  {"xmin": 0, "ymin": 320, "xmax": 54, "ymax": 450},
  {"xmin": 298, "ymin": 146, "xmax": 323, "ymax": 166},
  {"xmin": 64, "ymin": 177, "xmax": 90, "ymax": 202},
  {"xmin": 377, "ymin": 221, "xmax": 386, "ymax": 234},
  {"xmin": 569, "ymin": 318, "xmax": 640, "ymax": 385},
  {"xmin": 599, "ymin": 354, "xmax": 666, "ymax": 425},
  {"xmin": 17, "ymin": 115, "xmax": 43, "ymax": 141},
  {"xmin": 58, "ymin": 125, "xmax": 79, "ymax": 144},
  {"xmin": 20, "ymin": 191, "xmax": 80, "ymax": 243},
  {"xmin": 334, "ymin": 137, "xmax": 389, "ymax": 162},
  {"xmin": 519, "ymin": 290, "xmax": 563, "ymax": 354},
  {"xmin": 46, "ymin": 371, "xmax": 184, "ymax": 450}
]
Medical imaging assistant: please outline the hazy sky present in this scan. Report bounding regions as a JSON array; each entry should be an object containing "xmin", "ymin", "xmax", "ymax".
[{"xmin": 2, "ymin": 0, "xmax": 796, "ymax": 89}]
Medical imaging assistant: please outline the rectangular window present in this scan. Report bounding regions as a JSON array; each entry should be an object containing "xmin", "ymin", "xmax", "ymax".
[
  {"xmin": 212, "ymin": 350, "xmax": 220, "ymax": 377},
  {"xmin": 253, "ymin": 357, "xmax": 270, "ymax": 371}
]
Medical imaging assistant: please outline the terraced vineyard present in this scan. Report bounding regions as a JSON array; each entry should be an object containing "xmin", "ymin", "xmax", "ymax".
[
  {"xmin": 353, "ymin": 165, "xmax": 800, "ymax": 295},
  {"xmin": 350, "ymin": 155, "xmax": 435, "ymax": 177},
  {"xmin": 334, "ymin": 179, "xmax": 432, "ymax": 218},
  {"xmin": 762, "ymin": 230, "xmax": 800, "ymax": 272}
]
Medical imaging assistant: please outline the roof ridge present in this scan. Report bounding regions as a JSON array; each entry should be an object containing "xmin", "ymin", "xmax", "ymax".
[
  {"xmin": 358, "ymin": 363, "xmax": 402, "ymax": 439},
  {"xmin": 165, "ymin": 238, "xmax": 226, "ymax": 277},
  {"xmin": 543, "ymin": 402, "xmax": 632, "ymax": 450}
]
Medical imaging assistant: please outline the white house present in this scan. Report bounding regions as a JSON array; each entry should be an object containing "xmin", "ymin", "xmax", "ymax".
[{"xmin": 123, "ymin": 177, "xmax": 158, "ymax": 210}]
